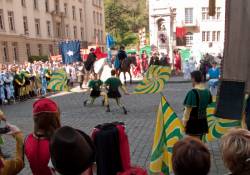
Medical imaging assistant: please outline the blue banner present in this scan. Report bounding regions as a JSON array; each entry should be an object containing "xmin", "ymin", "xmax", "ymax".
[
  {"xmin": 59, "ymin": 40, "xmax": 81, "ymax": 64},
  {"xmin": 106, "ymin": 34, "xmax": 115, "ymax": 66}
]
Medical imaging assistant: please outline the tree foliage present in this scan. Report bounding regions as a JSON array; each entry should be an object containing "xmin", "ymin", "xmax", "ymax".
[{"xmin": 104, "ymin": 0, "xmax": 148, "ymax": 47}]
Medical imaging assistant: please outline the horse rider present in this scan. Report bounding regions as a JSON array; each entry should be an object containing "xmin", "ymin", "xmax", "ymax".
[{"xmin": 117, "ymin": 46, "xmax": 127, "ymax": 70}]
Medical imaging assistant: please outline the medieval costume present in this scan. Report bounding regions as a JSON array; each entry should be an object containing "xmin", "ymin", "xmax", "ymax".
[
  {"xmin": 14, "ymin": 71, "xmax": 25, "ymax": 101},
  {"xmin": 105, "ymin": 73, "xmax": 128, "ymax": 114},
  {"xmin": 0, "ymin": 73, "xmax": 6, "ymax": 104},
  {"xmin": 174, "ymin": 52, "xmax": 182, "ymax": 74},
  {"xmin": 4, "ymin": 71, "xmax": 14, "ymax": 103},
  {"xmin": 141, "ymin": 52, "xmax": 148, "ymax": 73},
  {"xmin": 40, "ymin": 67, "xmax": 47, "ymax": 96},
  {"xmin": 183, "ymin": 84, "xmax": 212, "ymax": 140},
  {"xmin": 133, "ymin": 56, "xmax": 142, "ymax": 77},
  {"xmin": 76, "ymin": 63, "xmax": 85, "ymax": 89},
  {"xmin": 84, "ymin": 76, "xmax": 108, "ymax": 108}
]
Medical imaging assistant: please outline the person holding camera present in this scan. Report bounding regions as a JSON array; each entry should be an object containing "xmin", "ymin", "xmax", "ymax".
[{"xmin": 0, "ymin": 111, "xmax": 24, "ymax": 175}]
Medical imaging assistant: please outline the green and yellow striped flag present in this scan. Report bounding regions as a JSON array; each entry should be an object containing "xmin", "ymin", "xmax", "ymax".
[
  {"xmin": 203, "ymin": 102, "xmax": 242, "ymax": 142},
  {"xmin": 134, "ymin": 66, "xmax": 171, "ymax": 94},
  {"xmin": 47, "ymin": 69, "xmax": 68, "ymax": 91},
  {"xmin": 150, "ymin": 96, "xmax": 184, "ymax": 175}
]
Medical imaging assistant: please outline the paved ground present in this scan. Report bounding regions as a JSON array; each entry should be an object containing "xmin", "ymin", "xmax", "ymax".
[{"xmin": 1, "ymin": 82, "xmax": 228, "ymax": 175}]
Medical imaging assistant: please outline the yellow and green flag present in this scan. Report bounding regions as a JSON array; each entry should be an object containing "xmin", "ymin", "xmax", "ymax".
[
  {"xmin": 149, "ymin": 96, "xmax": 184, "ymax": 175},
  {"xmin": 203, "ymin": 102, "xmax": 242, "ymax": 142},
  {"xmin": 47, "ymin": 69, "xmax": 68, "ymax": 91},
  {"xmin": 134, "ymin": 66, "xmax": 171, "ymax": 94}
]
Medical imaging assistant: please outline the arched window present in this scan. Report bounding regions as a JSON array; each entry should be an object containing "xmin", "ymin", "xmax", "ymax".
[
  {"xmin": 185, "ymin": 32, "xmax": 193, "ymax": 46},
  {"xmin": 157, "ymin": 18, "xmax": 165, "ymax": 31}
]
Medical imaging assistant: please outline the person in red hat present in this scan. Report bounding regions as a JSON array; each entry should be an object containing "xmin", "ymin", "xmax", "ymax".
[{"xmin": 24, "ymin": 98, "xmax": 61, "ymax": 175}]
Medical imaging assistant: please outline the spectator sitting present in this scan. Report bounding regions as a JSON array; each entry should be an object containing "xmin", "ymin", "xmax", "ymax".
[
  {"xmin": 24, "ymin": 98, "xmax": 61, "ymax": 175},
  {"xmin": 172, "ymin": 136, "xmax": 211, "ymax": 175},
  {"xmin": 220, "ymin": 128, "xmax": 250, "ymax": 175},
  {"xmin": 207, "ymin": 61, "xmax": 220, "ymax": 97},
  {"xmin": 49, "ymin": 126, "xmax": 95, "ymax": 175},
  {"xmin": 0, "ymin": 119, "xmax": 24, "ymax": 175}
]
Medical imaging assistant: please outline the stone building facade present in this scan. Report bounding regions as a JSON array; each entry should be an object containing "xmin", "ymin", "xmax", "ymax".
[{"xmin": 0, "ymin": 0, "xmax": 105, "ymax": 63}]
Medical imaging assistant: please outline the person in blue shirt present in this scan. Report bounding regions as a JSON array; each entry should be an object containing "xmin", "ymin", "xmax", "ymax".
[{"xmin": 208, "ymin": 62, "xmax": 220, "ymax": 97}]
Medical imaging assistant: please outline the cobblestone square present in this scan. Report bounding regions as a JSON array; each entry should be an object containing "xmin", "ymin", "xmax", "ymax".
[{"xmin": 1, "ymin": 82, "xmax": 227, "ymax": 175}]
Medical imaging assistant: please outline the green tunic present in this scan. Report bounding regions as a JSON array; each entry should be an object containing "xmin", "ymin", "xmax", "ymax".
[
  {"xmin": 184, "ymin": 89, "xmax": 212, "ymax": 111},
  {"xmin": 183, "ymin": 88, "xmax": 212, "ymax": 135},
  {"xmin": 105, "ymin": 77, "xmax": 122, "ymax": 91},
  {"xmin": 88, "ymin": 80, "xmax": 103, "ymax": 91},
  {"xmin": 105, "ymin": 77, "xmax": 122, "ymax": 98}
]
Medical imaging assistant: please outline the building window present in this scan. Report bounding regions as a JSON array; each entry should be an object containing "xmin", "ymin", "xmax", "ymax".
[
  {"xmin": 93, "ymin": 11, "xmax": 96, "ymax": 24},
  {"xmin": 46, "ymin": 21, "xmax": 51, "ymax": 37},
  {"xmin": 0, "ymin": 9, "xmax": 5, "ymax": 31},
  {"xmin": 101, "ymin": 30, "xmax": 103, "ymax": 43},
  {"xmin": 55, "ymin": 0, "xmax": 59, "ymax": 13},
  {"xmin": 21, "ymin": 0, "xmax": 26, "ymax": 7},
  {"xmin": 34, "ymin": 0, "xmax": 38, "ymax": 9},
  {"xmin": 45, "ymin": 0, "xmax": 49, "ymax": 12},
  {"xmin": 206, "ymin": 31, "xmax": 210, "ymax": 41},
  {"xmin": 72, "ymin": 6, "xmax": 76, "ymax": 20},
  {"xmin": 206, "ymin": 7, "xmax": 211, "ymax": 20},
  {"xmin": 96, "ymin": 12, "xmax": 99, "ymax": 25},
  {"xmin": 38, "ymin": 44, "xmax": 42, "ymax": 56},
  {"xmin": 97, "ymin": 29, "xmax": 100, "ymax": 43},
  {"xmin": 79, "ymin": 8, "xmax": 83, "ymax": 21},
  {"xmin": 64, "ymin": 3, "xmax": 68, "ymax": 16},
  {"xmin": 8, "ymin": 11, "xmax": 15, "ymax": 31},
  {"xmin": 26, "ymin": 44, "xmax": 31, "ymax": 57},
  {"xmin": 202, "ymin": 7, "xmax": 207, "ymax": 21},
  {"xmin": 12, "ymin": 42, "xmax": 18, "ymax": 63},
  {"xmin": 35, "ymin": 18, "xmax": 40, "ymax": 36},
  {"xmin": 94, "ymin": 29, "xmax": 96, "ymax": 39},
  {"xmin": 185, "ymin": 8, "xmax": 193, "ymax": 24},
  {"xmin": 217, "ymin": 31, "xmax": 220, "ymax": 41},
  {"xmin": 217, "ymin": 7, "xmax": 221, "ymax": 20},
  {"xmin": 65, "ymin": 25, "xmax": 70, "ymax": 38},
  {"xmin": 80, "ymin": 27, "xmax": 84, "ymax": 41},
  {"xmin": 185, "ymin": 32, "xmax": 193, "ymax": 46},
  {"xmin": 202, "ymin": 31, "xmax": 206, "ymax": 42},
  {"xmin": 100, "ymin": 13, "xmax": 102, "ymax": 25},
  {"xmin": 2, "ymin": 42, "xmax": 9, "ymax": 62},
  {"xmin": 73, "ymin": 26, "xmax": 77, "ymax": 39},
  {"xmin": 23, "ymin": 16, "xmax": 29, "ymax": 35},
  {"xmin": 56, "ymin": 23, "xmax": 61, "ymax": 38},
  {"xmin": 212, "ymin": 31, "xmax": 216, "ymax": 41}
]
